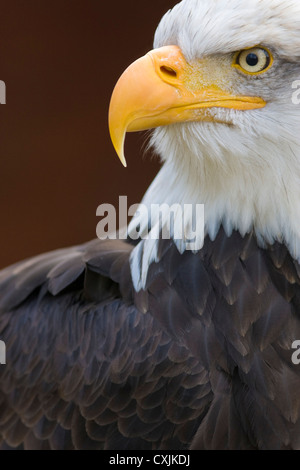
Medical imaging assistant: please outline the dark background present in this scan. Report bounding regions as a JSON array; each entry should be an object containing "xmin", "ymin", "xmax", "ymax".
[{"xmin": 0, "ymin": 0, "xmax": 176, "ymax": 268}]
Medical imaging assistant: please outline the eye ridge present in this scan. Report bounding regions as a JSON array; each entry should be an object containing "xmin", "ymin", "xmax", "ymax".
[{"xmin": 233, "ymin": 47, "xmax": 273, "ymax": 75}]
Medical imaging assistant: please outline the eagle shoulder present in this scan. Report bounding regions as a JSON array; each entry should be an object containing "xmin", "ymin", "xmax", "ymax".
[{"xmin": 0, "ymin": 239, "xmax": 134, "ymax": 314}]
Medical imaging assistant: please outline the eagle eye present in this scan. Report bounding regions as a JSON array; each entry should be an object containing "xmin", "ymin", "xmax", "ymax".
[{"xmin": 233, "ymin": 47, "xmax": 273, "ymax": 75}]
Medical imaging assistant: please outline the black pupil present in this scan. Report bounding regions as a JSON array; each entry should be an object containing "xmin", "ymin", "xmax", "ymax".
[{"xmin": 246, "ymin": 53, "xmax": 259, "ymax": 66}]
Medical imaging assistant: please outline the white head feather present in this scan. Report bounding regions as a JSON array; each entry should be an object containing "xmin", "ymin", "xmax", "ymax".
[{"xmin": 129, "ymin": 0, "xmax": 300, "ymax": 290}]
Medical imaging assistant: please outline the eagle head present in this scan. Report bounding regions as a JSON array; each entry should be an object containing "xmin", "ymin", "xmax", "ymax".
[{"xmin": 109, "ymin": 0, "xmax": 300, "ymax": 288}]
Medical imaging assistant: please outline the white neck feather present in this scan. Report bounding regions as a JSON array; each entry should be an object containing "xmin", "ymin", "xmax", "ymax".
[{"xmin": 129, "ymin": 119, "xmax": 300, "ymax": 290}]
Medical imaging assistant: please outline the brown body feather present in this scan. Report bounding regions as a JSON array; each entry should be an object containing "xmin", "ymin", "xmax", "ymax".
[{"xmin": 0, "ymin": 229, "xmax": 300, "ymax": 449}]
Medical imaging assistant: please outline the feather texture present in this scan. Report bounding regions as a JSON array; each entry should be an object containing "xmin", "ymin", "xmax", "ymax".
[{"xmin": 0, "ymin": 230, "xmax": 300, "ymax": 449}]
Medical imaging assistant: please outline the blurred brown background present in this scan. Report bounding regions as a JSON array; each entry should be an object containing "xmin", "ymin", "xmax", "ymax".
[{"xmin": 0, "ymin": 0, "xmax": 176, "ymax": 268}]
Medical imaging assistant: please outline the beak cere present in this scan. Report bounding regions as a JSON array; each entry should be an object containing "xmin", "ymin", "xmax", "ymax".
[{"xmin": 109, "ymin": 45, "xmax": 266, "ymax": 166}]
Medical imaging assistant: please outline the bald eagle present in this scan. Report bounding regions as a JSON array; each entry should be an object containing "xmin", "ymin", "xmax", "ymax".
[{"xmin": 0, "ymin": 0, "xmax": 300, "ymax": 450}]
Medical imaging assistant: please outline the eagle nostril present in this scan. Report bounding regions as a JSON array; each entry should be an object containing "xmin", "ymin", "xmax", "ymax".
[{"xmin": 160, "ymin": 66, "xmax": 178, "ymax": 78}]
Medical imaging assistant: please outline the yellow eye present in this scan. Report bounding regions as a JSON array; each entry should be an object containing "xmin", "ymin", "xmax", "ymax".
[{"xmin": 233, "ymin": 47, "xmax": 273, "ymax": 75}]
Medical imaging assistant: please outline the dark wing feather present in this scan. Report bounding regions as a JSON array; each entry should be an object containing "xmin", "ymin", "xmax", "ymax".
[
  {"xmin": 0, "ymin": 230, "xmax": 300, "ymax": 449},
  {"xmin": 0, "ymin": 246, "xmax": 84, "ymax": 312},
  {"xmin": 0, "ymin": 238, "xmax": 211, "ymax": 450}
]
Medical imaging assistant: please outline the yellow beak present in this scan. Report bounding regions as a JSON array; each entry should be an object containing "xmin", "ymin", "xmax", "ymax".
[{"xmin": 109, "ymin": 46, "xmax": 266, "ymax": 166}]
